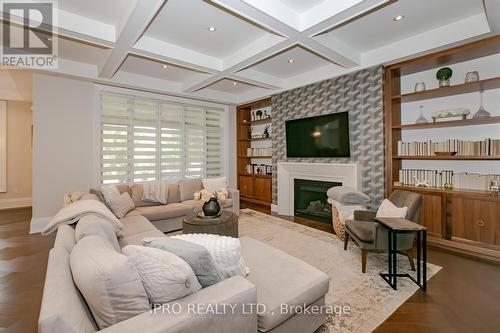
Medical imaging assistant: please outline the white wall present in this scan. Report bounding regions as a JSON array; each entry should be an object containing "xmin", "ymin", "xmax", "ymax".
[{"xmin": 31, "ymin": 74, "xmax": 99, "ymax": 230}]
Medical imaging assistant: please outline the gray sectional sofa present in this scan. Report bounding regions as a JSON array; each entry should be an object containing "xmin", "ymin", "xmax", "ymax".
[
  {"xmin": 63, "ymin": 179, "xmax": 240, "ymax": 233},
  {"xmin": 39, "ymin": 180, "xmax": 330, "ymax": 333}
]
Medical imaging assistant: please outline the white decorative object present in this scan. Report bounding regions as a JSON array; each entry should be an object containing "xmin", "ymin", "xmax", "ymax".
[
  {"xmin": 415, "ymin": 105, "xmax": 428, "ymax": 124},
  {"xmin": 414, "ymin": 82, "xmax": 426, "ymax": 92},
  {"xmin": 0, "ymin": 101, "xmax": 6, "ymax": 193},
  {"xmin": 465, "ymin": 71, "xmax": 479, "ymax": 82},
  {"xmin": 472, "ymin": 90, "xmax": 491, "ymax": 119},
  {"xmin": 413, "ymin": 176, "xmax": 430, "ymax": 188},
  {"xmin": 202, "ymin": 177, "xmax": 227, "ymax": 192},
  {"xmin": 432, "ymin": 107, "xmax": 470, "ymax": 122}
]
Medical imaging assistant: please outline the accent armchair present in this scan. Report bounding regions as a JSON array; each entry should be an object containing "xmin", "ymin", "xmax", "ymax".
[{"xmin": 343, "ymin": 190, "xmax": 423, "ymax": 273}]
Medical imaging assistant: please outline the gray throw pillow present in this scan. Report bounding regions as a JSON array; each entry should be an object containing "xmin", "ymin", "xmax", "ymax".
[{"xmin": 143, "ymin": 237, "xmax": 224, "ymax": 288}]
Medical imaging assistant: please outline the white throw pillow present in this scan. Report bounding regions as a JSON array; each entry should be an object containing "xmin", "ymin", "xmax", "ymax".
[
  {"xmin": 100, "ymin": 185, "xmax": 121, "ymax": 204},
  {"xmin": 70, "ymin": 236, "xmax": 149, "ymax": 329},
  {"xmin": 107, "ymin": 192, "xmax": 135, "ymax": 219},
  {"xmin": 202, "ymin": 177, "xmax": 227, "ymax": 193},
  {"xmin": 75, "ymin": 215, "xmax": 121, "ymax": 253},
  {"xmin": 172, "ymin": 233, "xmax": 249, "ymax": 278},
  {"xmin": 376, "ymin": 199, "xmax": 407, "ymax": 218},
  {"xmin": 122, "ymin": 245, "xmax": 201, "ymax": 304}
]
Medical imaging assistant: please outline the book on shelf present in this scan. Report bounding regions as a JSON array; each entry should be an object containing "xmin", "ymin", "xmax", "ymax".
[
  {"xmin": 397, "ymin": 139, "xmax": 500, "ymax": 156},
  {"xmin": 398, "ymin": 169, "xmax": 500, "ymax": 191},
  {"xmin": 246, "ymin": 147, "xmax": 272, "ymax": 157}
]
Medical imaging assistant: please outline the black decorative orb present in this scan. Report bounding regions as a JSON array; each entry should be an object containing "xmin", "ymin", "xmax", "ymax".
[{"xmin": 202, "ymin": 198, "xmax": 220, "ymax": 216}]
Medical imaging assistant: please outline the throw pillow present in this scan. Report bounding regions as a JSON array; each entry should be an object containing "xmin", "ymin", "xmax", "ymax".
[
  {"xmin": 89, "ymin": 188, "xmax": 106, "ymax": 203},
  {"xmin": 376, "ymin": 199, "xmax": 408, "ymax": 218},
  {"xmin": 107, "ymin": 192, "xmax": 135, "ymax": 219},
  {"xmin": 122, "ymin": 245, "xmax": 201, "ymax": 304},
  {"xmin": 179, "ymin": 179, "xmax": 203, "ymax": 202},
  {"xmin": 75, "ymin": 215, "xmax": 121, "ymax": 253},
  {"xmin": 101, "ymin": 185, "xmax": 121, "ymax": 205},
  {"xmin": 143, "ymin": 237, "xmax": 224, "ymax": 288},
  {"xmin": 172, "ymin": 234, "xmax": 249, "ymax": 278},
  {"xmin": 70, "ymin": 236, "xmax": 149, "ymax": 329},
  {"xmin": 202, "ymin": 177, "xmax": 227, "ymax": 193}
]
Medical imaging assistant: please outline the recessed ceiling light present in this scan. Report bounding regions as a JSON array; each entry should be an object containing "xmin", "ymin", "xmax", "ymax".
[
  {"xmin": 162, "ymin": 65, "xmax": 168, "ymax": 69},
  {"xmin": 393, "ymin": 15, "xmax": 404, "ymax": 21},
  {"xmin": 208, "ymin": 26, "xmax": 216, "ymax": 32},
  {"xmin": 232, "ymin": 82, "xmax": 238, "ymax": 86},
  {"xmin": 288, "ymin": 59, "xmax": 295, "ymax": 63},
  {"xmin": 47, "ymin": 37, "xmax": 53, "ymax": 41}
]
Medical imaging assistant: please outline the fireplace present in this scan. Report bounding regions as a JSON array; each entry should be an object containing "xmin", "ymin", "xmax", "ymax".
[{"xmin": 294, "ymin": 179, "xmax": 341, "ymax": 223}]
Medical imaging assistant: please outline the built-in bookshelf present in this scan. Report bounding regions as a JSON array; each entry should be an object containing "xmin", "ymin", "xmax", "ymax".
[
  {"xmin": 385, "ymin": 35, "xmax": 500, "ymax": 262},
  {"xmin": 236, "ymin": 98, "xmax": 273, "ymax": 206}
]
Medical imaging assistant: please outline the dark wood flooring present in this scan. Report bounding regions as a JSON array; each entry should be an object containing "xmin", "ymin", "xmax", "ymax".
[
  {"xmin": 0, "ymin": 204, "xmax": 498, "ymax": 332},
  {"xmin": 241, "ymin": 201, "xmax": 500, "ymax": 333}
]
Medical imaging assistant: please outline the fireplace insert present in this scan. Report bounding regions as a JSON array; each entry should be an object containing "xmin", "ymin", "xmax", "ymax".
[{"xmin": 294, "ymin": 178, "xmax": 341, "ymax": 223}]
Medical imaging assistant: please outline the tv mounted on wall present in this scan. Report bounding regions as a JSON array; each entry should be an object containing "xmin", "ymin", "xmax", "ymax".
[{"xmin": 285, "ymin": 112, "xmax": 350, "ymax": 158}]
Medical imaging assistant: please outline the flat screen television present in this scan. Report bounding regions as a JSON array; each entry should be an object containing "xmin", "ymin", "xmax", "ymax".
[{"xmin": 286, "ymin": 112, "xmax": 350, "ymax": 158}]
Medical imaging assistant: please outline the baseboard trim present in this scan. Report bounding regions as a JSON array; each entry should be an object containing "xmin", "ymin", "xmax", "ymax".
[
  {"xmin": 0, "ymin": 197, "xmax": 32, "ymax": 210},
  {"xmin": 30, "ymin": 216, "xmax": 52, "ymax": 234},
  {"xmin": 271, "ymin": 204, "xmax": 278, "ymax": 212}
]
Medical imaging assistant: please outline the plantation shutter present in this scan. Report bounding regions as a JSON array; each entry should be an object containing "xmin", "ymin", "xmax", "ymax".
[
  {"xmin": 101, "ymin": 94, "xmax": 131, "ymax": 184},
  {"xmin": 184, "ymin": 106, "xmax": 205, "ymax": 179},
  {"xmin": 160, "ymin": 103, "xmax": 184, "ymax": 180},
  {"xmin": 100, "ymin": 93, "xmax": 225, "ymax": 184}
]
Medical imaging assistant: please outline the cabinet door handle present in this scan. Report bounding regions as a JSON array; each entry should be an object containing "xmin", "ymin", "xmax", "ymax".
[{"xmin": 477, "ymin": 220, "xmax": 485, "ymax": 227}]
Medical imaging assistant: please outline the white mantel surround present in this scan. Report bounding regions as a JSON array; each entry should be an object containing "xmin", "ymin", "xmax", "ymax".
[{"xmin": 276, "ymin": 162, "xmax": 361, "ymax": 216}]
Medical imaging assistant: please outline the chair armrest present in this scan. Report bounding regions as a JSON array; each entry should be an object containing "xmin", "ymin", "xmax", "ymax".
[
  {"xmin": 229, "ymin": 189, "xmax": 240, "ymax": 215},
  {"xmin": 100, "ymin": 276, "xmax": 257, "ymax": 333},
  {"xmin": 353, "ymin": 210, "xmax": 377, "ymax": 222}
]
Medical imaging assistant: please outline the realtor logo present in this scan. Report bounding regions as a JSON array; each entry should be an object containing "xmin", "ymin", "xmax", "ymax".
[{"xmin": 1, "ymin": 0, "xmax": 58, "ymax": 69}]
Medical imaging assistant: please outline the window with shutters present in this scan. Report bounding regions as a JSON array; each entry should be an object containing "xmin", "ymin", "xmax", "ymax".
[{"xmin": 100, "ymin": 93, "xmax": 224, "ymax": 184}]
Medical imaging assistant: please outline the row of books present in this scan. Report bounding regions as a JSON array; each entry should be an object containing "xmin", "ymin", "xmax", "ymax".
[
  {"xmin": 398, "ymin": 169, "xmax": 500, "ymax": 191},
  {"xmin": 246, "ymin": 147, "xmax": 272, "ymax": 157},
  {"xmin": 397, "ymin": 139, "xmax": 500, "ymax": 156}
]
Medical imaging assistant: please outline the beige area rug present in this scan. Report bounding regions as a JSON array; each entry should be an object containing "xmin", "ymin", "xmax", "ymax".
[{"xmin": 238, "ymin": 209, "xmax": 442, "ymax": 333}]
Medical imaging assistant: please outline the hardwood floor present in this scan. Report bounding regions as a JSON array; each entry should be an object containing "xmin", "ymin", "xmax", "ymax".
[
  {"xmin": 0, "ymin": 203, "xmax": 499, "ymax": 332},
  {"xmin": 241, "ymin": 201, "xmax": 500, "ymax": 333}
]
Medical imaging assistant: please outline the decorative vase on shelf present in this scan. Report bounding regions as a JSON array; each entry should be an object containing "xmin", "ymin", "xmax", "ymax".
[
  {"xmin": 436, "ymin": 67, "xmax": 452, "ymax": 87},
  {"xmin": 202, "ymin": 198, "xmax": 220, "ymax": 217},
  {"xmin": 465, "ymin": 71, "xmax": 479, "ymax": 83},
  {"xmin": 473, "ymin": 90, "xmax": 491, "ymax": 119},
  {"xmin": 414, "ymin": 82, "xmax": 426, "ymax": 92},
  {"xmin": 415, "ymin": 105, "xmax": 428, "ymax": 124}
]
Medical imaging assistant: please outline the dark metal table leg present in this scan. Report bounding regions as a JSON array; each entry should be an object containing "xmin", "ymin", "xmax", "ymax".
[
  {"xmin": 423, "ymin": 230, "xmax": 427, "ymax": 291},
  {"xmin": 416, "ymin": 231, "xmax": 421, "ymax": 285},
  {"xmin": 387, "ymin": 230, "xmax": 392, "ymax": 287},
  {"xmin": 393, "ymin": 231, "xmax": 397, "ymax": 290}
]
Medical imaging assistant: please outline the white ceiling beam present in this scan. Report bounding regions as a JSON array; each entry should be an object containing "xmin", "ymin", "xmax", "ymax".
[{"xmin": 98, "ymin": 0, "xmax": 166, "ymax": 79}]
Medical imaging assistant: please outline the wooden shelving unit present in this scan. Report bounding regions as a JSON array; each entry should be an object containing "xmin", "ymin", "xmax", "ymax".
[
  {"xmin": 385, "ymin": 35, "xmax": 500, "ymax": 263},
  {"xmin": 236, "ymin": 98, "xmax": 273, "ymax": 206}
]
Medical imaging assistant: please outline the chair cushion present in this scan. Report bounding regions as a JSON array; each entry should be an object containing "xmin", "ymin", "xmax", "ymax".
[
  {"xmin": 240, "ymin": 237, "xmax": 329, "ymax": 332},
  {"xmin": 179, "ymin": 179, "xmax": 203, "ymax": 202},
  {"xmin": 135, "ymin": 203, "xmax": 193, "ymax": 221},
  {"xmin": 345, "ymin": 219, "xmax": 375, "ymax": 243}
]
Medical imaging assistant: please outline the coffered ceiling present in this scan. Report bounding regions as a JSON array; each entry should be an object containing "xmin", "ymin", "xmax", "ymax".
[{"xmin": 1, "ymin": 0, "xmax": 498, "ymax": 104}]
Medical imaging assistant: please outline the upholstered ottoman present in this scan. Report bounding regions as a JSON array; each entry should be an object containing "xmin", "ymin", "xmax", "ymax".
[{"xmin": 240, "ymin": 237, "xmax": 329, "ymax": 333}]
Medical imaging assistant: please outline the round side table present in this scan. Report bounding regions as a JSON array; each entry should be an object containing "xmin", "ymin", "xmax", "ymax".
[{"xmin": 183, "ymin": 211, "xmax": 238, "ymax": 238}]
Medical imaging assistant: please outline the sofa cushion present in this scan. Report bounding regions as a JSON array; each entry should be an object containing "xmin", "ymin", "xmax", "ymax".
[
  {"xmin": 135, "ymin": 203, "xmax": 193, "ymax": 222},
  {"xmin": 39, "ymin": 247, "xmax": 98, "ymax": 333},
  {"xmin": 123, "ymin": 245, "xmax": 202, "ymax": 304},
  {"xmin": 70, "ymin": 236, "xmax": 150, "ymax": 329},
  {"xmin": 144, "ymin": 237, "xmax": 224, "ymax": 288},
  {"xmin": 54, "ymin": 224, "xmax": 76, "ymax": 253},
  {"xmin": 202, "ymin": 177, "xmax": 227, "ymax": 192},
  {"xmin": 118, "ymin": 229, "xmax": 166, "ymax": 247},
  {"xmin": 345, "ymin": 219, "xmax": 375, "ymax": 243},
  {"xmin": 75, "ymin": 215, "xmax": 121, "ymax": 253},
  {"xmin": 179, "ymin": 179, "xmax": 203, "ymax": 202},
  {"xmin": 120, "ymin": 214, "xmax": 159, "ymax": 237},
  {"xmin": 130, "ymin": 182, "xmax": 181, "ymax": 207},
  {"xmin": 240, "ymin": 237, "xmax": 329, "ymax": 332}
]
